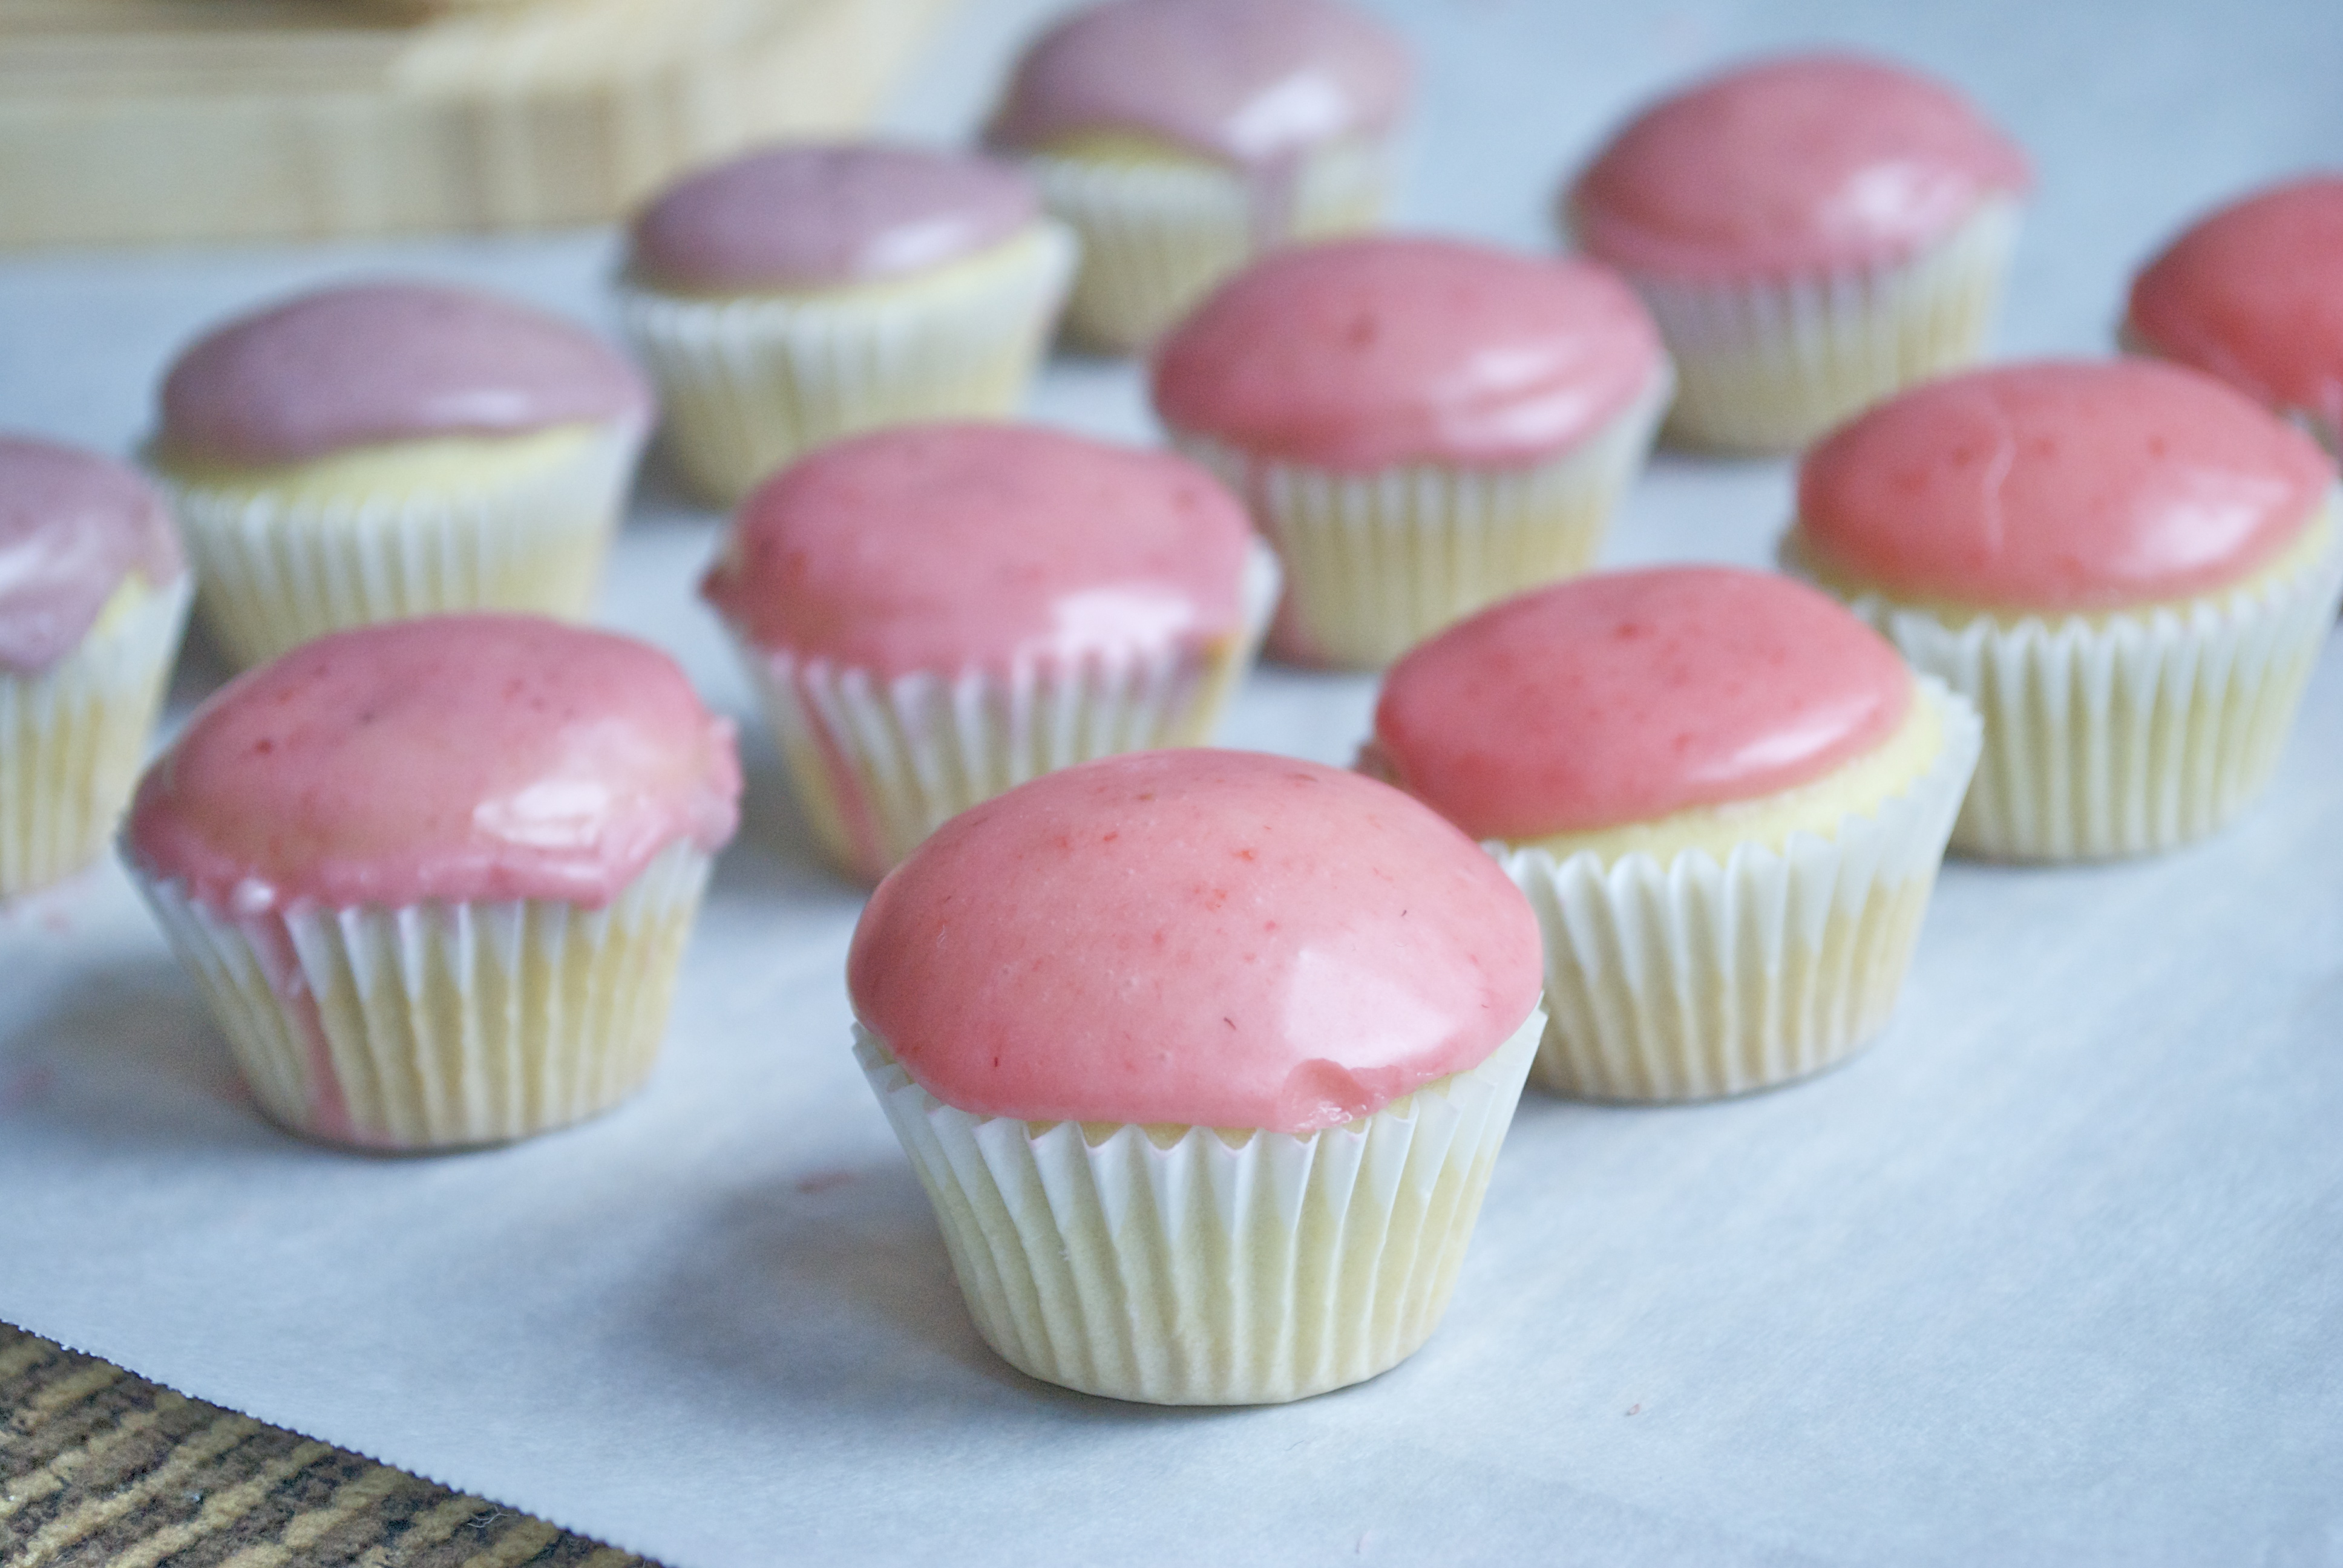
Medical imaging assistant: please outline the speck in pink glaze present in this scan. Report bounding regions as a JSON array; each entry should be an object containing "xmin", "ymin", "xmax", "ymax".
[
  {"xmin": 988, "ymin": 0, "xmax": 1411, "ymax": 167},
  {"xmin": 126, "ymin": 615, "xmax": 740, "ymax": 913},
  {"xmin": 1796, "ymin": 359, "xmax": 2335, "ymax": 613},
  {"xmin": 1372, "ymin": 566, "xmax": 1912, "ymax": 843},
  {"xmin": 702, "ymin": 422, "xmax": 1253, "ymax": 676},
  {"xmin": 629, "ymin": 143, "xmax": 1043, "ymax": 293},
  {"xmin": 847, "ymin": 748, "xmax": 1543, "ymax": 1133},
  {"xmin": 160, "ymin": 281, "xmax": 654, "ymax": 467},
  {"xmin": 2126, "ymin": 175, "xmax": 2343, "ymax": 442},
  {"xmin": 1152, "ymin": 236, "xmax": 1665, "ymax": 472},
  {"xmin": 0, "ymin": 434, "xmax": 184, "ymax": 673},
  {"xmin": 1568, "ymin": 54, "xmax": 2030, "ymax": 283}
]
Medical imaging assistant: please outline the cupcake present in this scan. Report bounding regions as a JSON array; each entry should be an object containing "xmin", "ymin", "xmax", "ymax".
[
  {"xmin": 2123, "ymin": 175, "xmax": 2343, "ymax": 452},
  {"xmin": 0, "ymin": 436, "xmax": 192, "ymax": 899},
  {"xmin": 1788, "ymin": 359, "xmax": 2342, "ymax": 861},
  {"xmin": 124, "ymin": 615, "xmax": 740, "ymax": 1150},
  {"xmin": 701, "ymin": 422, "xmax": 1276, "ymax": 881},
  {"xmin": 1153, "ymin": 234, "xmax": 1671, "ymax": 668},
  {"xmin": 1566, "ymin": 54, "xmax": 2030, "ymax": 454},
  {"xmin": 848, "ymin": 748, "xmax": 1546, "ymax": 1404},
  {"xmin": 1366, "ymin": 566, "xmax": 1980, "ymax": 1102},
  {"xmin": 987, "ymin": 0, "xmax": 1411, "ymax": 352},
  {"xmin": 152, "ymin": 281, "xmax": 654, "ymax": 668},
  {"xmin": 619, "ymin": 143, "xmax": 1079, "ymax": 506}
]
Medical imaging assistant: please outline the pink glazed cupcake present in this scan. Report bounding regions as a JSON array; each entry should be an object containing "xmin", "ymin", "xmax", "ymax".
[
  {"xmin": 1788, "ymin": 359, "xmax": 2342, "ymax": 860},
  {"xmin": 0, "ymin": 436, "xmax": 191, "ymax": 898},
  {"xmin": 2124, "ymin": 175, "xmax": 2343, "ymax": 452},
  {"xmin": 850, "ymin": 749, "xmax": 1546, "ymax": 1404},
  {"xmin": 702, "ymin": 422, "xmax": 1276, "ymax": 880},
  {"xmin": 1368, "ymin": 566, "xmax": 1978, "ymax": 1101},
  {"xmin": 1567, "ymin": 54, "xmax": 2030, "ymax": 452},
  {"xmin": 1154, "ymin": 234, "xmax": 1670, "ymax": 668},
  {"xmin": 125, "ymin": 615, "xmax": 740, "ymax": 1149}
]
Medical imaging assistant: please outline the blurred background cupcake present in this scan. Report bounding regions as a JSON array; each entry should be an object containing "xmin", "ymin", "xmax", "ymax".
[
  {"xmin": 0, "ymin": 435, "xmax": 191, "ymax": 900},
  {"xmin": 701, "ymin": 421, "xmax": 1276, "ymax": 881},
  {"xmin": 150, "ymin": 280, "xmax": 653, "ymax": 668},
  {"xmin": 619, "ymin": 142, "xmax": 1078, "ymax": 506},
  {"xmin": 1154, "ymin": 234, "xmax": 1670, "ymax": 668},
  {"xmin": 986, "ymin": 0, "xmax": 1411, "ymax": 352},
  {"xmin": 1565, "ymin": 53, "xmax": 2030, "ymax": 454}
]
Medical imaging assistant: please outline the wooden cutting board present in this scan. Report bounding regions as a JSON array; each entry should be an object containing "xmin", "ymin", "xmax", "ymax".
[{"xmin": 0, "ymin": 0, "xmax": 959, "ymax": 249}]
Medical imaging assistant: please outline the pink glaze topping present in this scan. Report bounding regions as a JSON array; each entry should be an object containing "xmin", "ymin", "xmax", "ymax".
[
  {"xmin": 988, "ymin": 0, "xmax": 1411, "ymax": 166},
  {"xmin": 703, "ymin": 423, "xmax": 1253, "ymax": 676},
  {"xmin": 847, "ymin": 748, "xmax": 1542, "ymax": 1132},
  {"xmin": 0, "ymin": 435, "xmax": 184, "ymax": 673},
  {"xmin": 1152, "ymin": 236, "xmax": 1665, "ymax": 472},
  {"xmin": 2126, "ymin": 176, "xmax": 2343, "ymax": 439},
  {"xmin": 629, "ymin": 143, "xmax": 1043, "ymax": 293},
  {"xmin": 1797, "ymin": 359, "xmax": 2335, "ymax": 612},
  {"xmin": 1372, "ymin": 566, "xmax": 1911, "ymax": 842},
  {"xmin": 1569, "ymin": 54, "xmax": 2030, "ymax": 281},
  {"xmin": 125, "ymin": 615, "xmax": 739, "ymax": 913},
  {"xmin": 160, "ymin": 281, "xmax": 653, "ymax": 466}
]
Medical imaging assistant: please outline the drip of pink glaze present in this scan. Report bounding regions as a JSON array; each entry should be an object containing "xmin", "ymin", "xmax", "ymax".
[
  {"xmin": 848, "ymin": 750, "xmax": 1543, "ymax": 1133},
  {"xmin": 2126, "ymin": 176, "xmax": 2343, "ymax": 443},
  {"xmin": 791, "ymin": 664, "xmax": 890, "ymax": 883},
  {"xmin": 159, "ymin": 281, "xmax": 654, "ymax": 466},
  {"xmin": 1152, "ymin": 236, "xmax": 1665, "ymax": 472},
  {"xmin": 0, "ymin": 434, "xmax": 185, "ymax": 673},
  {"xmin": 987, "ymin": 0, "xmax": 1411, "ymax": 169},
  {"xmin": 703, "ymin": 423, "xmax": 1253, "ymax": 676},
  {"xmin": 237, "ymin": 912, "xmax": 359, "ymax": 1145},
  {"xmin": 629, "ymin": 143, "xmax": 1043, "ymax": 293},
  {"xmin": 1796, "ymin": 359, "xmax": 2335, "ymax": 612},
  {"xmin": 1372, "ymin": 566, "xmax": 1912, "ymax": 842},
  {"xmin": 125, "ymin": 615, "xmax": 740, "ymax": 914},
  {"xmin": 1568, "ymin": 53, "xmax": 2031, "ymax": 281}
]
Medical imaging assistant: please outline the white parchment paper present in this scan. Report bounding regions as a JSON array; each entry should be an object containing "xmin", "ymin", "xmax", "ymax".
[{"xmin": 4, "ymin": 1, "xmax": 2341, "ymax": 1563}]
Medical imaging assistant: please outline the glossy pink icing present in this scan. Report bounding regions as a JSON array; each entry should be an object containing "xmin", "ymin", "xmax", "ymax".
[
  {"xmin": 847, "ymin": 748, "xmax": 1542, "ymax": 1132},
  {"xmin": 1569, "ymin": 54, "xmax": 2031, "ymax": 281},
  {"xmin": 987, "ymin": 0, "xmax": 1411, "ymax": 166},
  {"xmin": 126, "ymin": 615, "xmax": 740, "ymax": 913},
  {"xmin": 0, "ymin": 435, "xmax": 184, "ymax": 673},
  {"xmin": 2126, "ymin": 176, "xmax": 2343, "ymax": 442},
  {"xmin": 1372, "ymin": 566, "xmax": 1912, "ymax": 842},
  {"xmin": 1797, "ymin": 359, "xmax": 2335, "ymax": 612},
  {"xmin": 630, "ymin": 143, "xmax": 1043, "ymax": 293},
  {"xmin": 1152, "ymin": 236, "xmax": 1665, "ymax": 472},
  {"xmin": 702, "ymin": 422, "xmax": 1253, "ymax": 675},
  {"xmin": 159, "ymin": 281, "xmax": 654, "ymax": 466}
]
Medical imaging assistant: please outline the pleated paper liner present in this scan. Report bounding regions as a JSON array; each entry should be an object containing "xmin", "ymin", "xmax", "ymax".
[
  {"xmin": 1502, "ymin": 679, "xmax": 1982, "ymax": 1103},
  {"xmin": 0, "ymin": 575, "xmax": 192, "ymax": 900},
  {"xmin": 1178, "ymin": 366, "xmax": 1671, "ymax": 670},
  {"xmin": 134, "ymin": 841, "xmax": 712, "ymax": 1151},
  {"xmin": 729, "ymin": 541, "xmax": 1279, "ymax": 881},
  {"xmin": 1619, "ymin": 197, "xmax": 2020, "ymax": 454},
  {"xmin": 157, "ymin": 417, "xmax": 645, "ymax": 670},
  {"xmin": 1804, "ymin": 505, "xmax": 2343, "ymax": 861},
  {"xmin": 1023, "ymin": 136, "xmax": 1394, "ymax": 353},
  {"xmin": 856, "ymin": 1005, "xmax": 1542, "ymax": 1405},
  {"xmin": 620, "ymin": 221, "xmax": 1080, "ymax": 507}
]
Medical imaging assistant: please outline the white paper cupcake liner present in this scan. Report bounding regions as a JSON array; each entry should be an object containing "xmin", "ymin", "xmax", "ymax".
[
  {"xmin": 1177, "ymin": 367, "xmax": 1671, "ymax": 669},
  {"xmin": 1500, "ymin": 679, "xmax": 1981, "ymax": 1102},
  {"xmin": 1616, "ymin": 197, "xmax": 2020, "ymax": 454},
  {"xmin": 158, "ymin": 417, "xmax": 645, "ymax": 669},
  {"xmin": 855, "ymin": 1004, "xmax": 1542, "ymax": 1405},
  {"xmin": 133, "ymin": 840, "xmax": 712, "ymax": 1150},
  {"xmin": 729, "ymin": 541, "xmax": 1279, "ymax": 881},
  {"xmin": 0, "ymin": 575, "xmax": 192, "ymax": 900},
  {"xmin": 618, "ymin": 222, "xmax": 1080, "ymax": 506},
  {"xmin": 1806, "ymin": 508, "xmax": 2343, "ymax": 861},
  {"xmin": 1023, "ymin": 136, "xmax": 1393, "ymax": 353}
]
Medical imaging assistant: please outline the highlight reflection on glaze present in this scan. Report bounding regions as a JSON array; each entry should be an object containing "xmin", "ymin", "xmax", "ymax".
[{"xmin": 0, "ymin": 435, "xmax": 184, "ymax": 672}]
